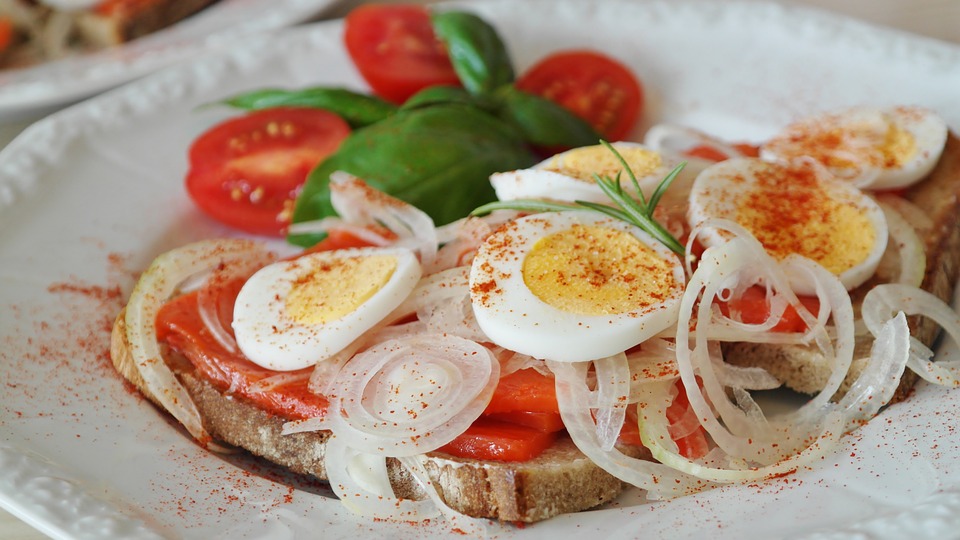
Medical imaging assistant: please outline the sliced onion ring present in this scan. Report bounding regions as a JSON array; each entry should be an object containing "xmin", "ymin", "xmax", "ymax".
[
  {"xmin": 124, "ymin": 238, "xmax": 271, "ymax": 445},
  {"xmin": 323, "ymin": 334, "xmax": 499, "ymax": 456},
  {"xmin": 325, "ymin": 435, "xmax": 439, "ymax": 520},
  {"xmin": 877, "ymin": 199, "xmax": 926, "ymax": 287},
  {"xmin": 548, "ymin": 360, "xmax": 701, "ymax": 499},
  {"xmin": 862, "ymin": 284, "xmax": 960, "ymax": 387}
]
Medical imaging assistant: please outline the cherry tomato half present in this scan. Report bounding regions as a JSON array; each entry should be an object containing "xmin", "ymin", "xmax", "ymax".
[
  {"xmin": 185, "ymin": 107, "xmax": 350, "ymax": 237},
  {"xmin": 516, "ymin": 50, "xmax": 643, "ymax": 142},
  {"xmin": 343, "ymin": 4, "xmax": 461, "ymax": 104}
]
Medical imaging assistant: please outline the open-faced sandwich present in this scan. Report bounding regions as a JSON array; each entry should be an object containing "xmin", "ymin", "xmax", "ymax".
[
  {"xmin": 107, "ymin": 3, "xmax": 960, "ymax": 532},
  {"xmin": 0, "ymin": 0, "xmax": 220, "ymax": 68}
]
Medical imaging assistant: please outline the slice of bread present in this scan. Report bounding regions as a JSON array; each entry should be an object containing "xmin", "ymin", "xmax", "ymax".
[
  {"xmin": 0, "ymin": 0, "xmax": 221, "ymax": 68},
  {"xmin": 724, "ymin": 132, "xmax": 960, "ymax": 402},
  {"xmin": 110, "ymin": 312, "xmax": 646, "ymax": 523},
  {"xmin": 75, "ymin": 0, "xmax": 221, "ymax": 48}
]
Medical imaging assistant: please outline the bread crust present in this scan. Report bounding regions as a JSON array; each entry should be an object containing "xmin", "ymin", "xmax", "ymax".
[
  {"xmin": 110, "ymin": 313, "xmax": 639, "ymax": 522},
  {"xmin": 724, "ymin": 132, "xmax": 960, "ymax": 401}
]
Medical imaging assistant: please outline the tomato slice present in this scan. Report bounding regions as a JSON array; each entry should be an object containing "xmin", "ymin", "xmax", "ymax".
[
  {"xmin": 302, "ymin": 227, "xmax": 391, "ymax": 254},
  {"xmin": 685, "ymin": 143, "xmax": 761, "ymax": 162},
  {"xmin": 185, "ymin": 107, "xmax": 349, "ymax": 237},
  {"xmin": 717, "ymin": 285, "xmax": 821, "ymax": 333},
  {"xmin": 516, "ymin": 50, "xmax": 643, "ymax": 141},
  {"xmin": 438, "ymin": 418, "xmax": 559, "ymax": 462},
  {"xmin": 685, "ymin": 145, "xmax": 733, "ymax": 163},
  {"xmin": 483, "ymin": 368, "xmax": 559, "ymax": 415},
  {"xmin": 343, "ymin": 4, "xmax": 461, "ymax": 104},
  {"xmin": 484, "ymin": 411, "xmax": 566, "ymax": 433},
  {"xmin": 156, "ymin": 278, "xmax": 328, "ymax": 420}
]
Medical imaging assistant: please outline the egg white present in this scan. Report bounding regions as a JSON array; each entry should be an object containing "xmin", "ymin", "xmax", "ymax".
[
  {"xmin": 232, "ymin": 247, "xmax": 422, "ymax": 371},
  {"xmin": 468, "ymin": 211, "xmax": 685, "ymax": 362},
  {"xmin": 489, "ymin": 142, "xmax": 698, "ymax": 204},
  {"xmin": 36, "ymin": 0, "xmax": 101, "ymax": 10},
  {"xmin": 760, "ymin": 106, "xmax": 947, "ymax": 190},
  {"xmin": 688, "ymin": 158, "xmax": 888, "ymax": 294}
]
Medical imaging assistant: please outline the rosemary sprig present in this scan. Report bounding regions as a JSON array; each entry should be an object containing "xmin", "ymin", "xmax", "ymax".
[{"xmin": 471, "ymin": 140, "xmax": 686, "ymax": 255}]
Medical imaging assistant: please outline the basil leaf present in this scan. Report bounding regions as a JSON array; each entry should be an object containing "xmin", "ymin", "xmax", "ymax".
[
  {"xmin": 217, "ymin": 87, "xmax": 396, "ymax": 128},
  {"xmin": 495, "ymin": 86, "xmax": 600, "ymax": 148},
  {"xmin": 401, "ymin": 85, "xmax": 498, "ymax": 112},
  {"xmin": 431, "ymin": 11, "xmax": 514, "ymax": 95},
  {"xmin": 289, "ymin": 103, "xmax": 536, "ymax": 246}
]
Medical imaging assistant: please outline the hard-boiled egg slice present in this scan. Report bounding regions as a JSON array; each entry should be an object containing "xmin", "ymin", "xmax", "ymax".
[
  {"xmin": 688, "ymin": 158, "xmax": 888, "ymax": 293},
  {"xmin": 489, "ymin": 142, "xmax": 698, "ymax": 204},
  {"xmin": 760, "ymin": 106, "xmax": 947, "ymax": 190},
  {"xmin": 469, "ymin": 211, "xmax": 685, "ymax": 362},
  {"xmin": 233, "ymin": 247, "xmax": 421, "ymax": 371},
  {"xmin": 37, "ymin": 0, "xmax": 101, "ymax": 10}
]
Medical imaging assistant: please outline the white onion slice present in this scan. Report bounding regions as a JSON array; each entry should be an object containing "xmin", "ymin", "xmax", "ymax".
[
  {"xmin": 328, "ymin": 172, "xmax": 439, "ymax": 269},
  {"xmin": 641, "ymin": 408, "xmax": 844, "ymax": 483},
  {"xmin": 592, "ymin": 354, "xmax": 630, "ymax": 451},
  {"xmin": 862, "ymin": 284, "xmax": 960, "ymax": 387},
  {"xmin": 646, "ymin": 313, "xmax": 908, "ymax": 484},
  {"xmin": 875, "ymin": 193, "xmax": 935, "ymax": 237},
  {"xmin": 398, "ymin": 455, "xmax": 489, "ymax": 536},
  {"xmin": 838, "ymin": 313, "xmax": 911, "ymax": 422},
  {"xmin": 306, "ymin": 267, "xmax": 474, "ymax": 398},
  {"xmin": 431, "ymin": 217, "xmax": 492, "ymax": 273},
  {"xmin": 780, "ymin": 255, "xmax": 856, "ymax": 417},
  {"xmin": 548, "ymin": 361, "xmax": 700, "ymax": 498},
  {"xmin": 677, "ymin": 221, "xmax": 854, "ymax": 463},
  {"xmin": 124, "ymin": 239, "xmax": 269, "ymax": 444},
  {"xmin": 325, "ymin": 435, "xmax": 439, "ymax": 520},
  {"xmin": 323, "ymin": 334, "xmax": 499, "ymax": 456},
  {"xmin": 418, "ymin": 293, "xmax": 487, "ymax": 342},
  {"xmin": 497, "ymin": 348, "xmax": 550, "ymax": 376},
  {"xmin": 877, "ymin": 200, "xmax": 926, "ymax": 287},
  {"xmin": 643, "ymin": 123, "xmax": 747, "ymax": 161},
  {"xmin": 196, "ymin": 251, "xmax": 275, "ymax": 354},
  {"xmin": 394, "ymin": 266, "xmax": 470, "ymax": 318},
  {"xmin": 287, "ymin": 218, "xmax": 394, "ymax": 247}
]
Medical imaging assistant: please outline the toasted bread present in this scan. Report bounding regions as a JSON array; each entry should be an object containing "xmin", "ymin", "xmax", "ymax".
[
  {"xmin": 75, "ymin": 0, "xmax": 221, "ymax": 48},
  {"xmin": 110, "ymin": 311, "xmax": 645, "ymax": 523},
  {"xmin": 0, "ymin": 0, "xmax": 220, "ymax": 68},
  {"xmin": 724, "ymin": 132, "xmax": 960, "ymax": 401}
]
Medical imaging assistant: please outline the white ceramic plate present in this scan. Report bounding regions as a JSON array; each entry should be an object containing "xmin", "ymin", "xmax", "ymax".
[
  {"xmin": 3, "ymin": 1, "xmax": 960, "ymax": 538},
  {"xmin": 0, "ymin": 0, "xmax": 340, "ymax": 121}
]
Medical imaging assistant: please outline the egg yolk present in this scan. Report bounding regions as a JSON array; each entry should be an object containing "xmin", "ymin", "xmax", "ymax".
[
  {"xmin": 285, "ymin": 255, "xmax": 398, "ymax": 325},
  {"xmin": 734, "ymin": 166, "xmax": 876, "ymax": 275},
  {"xmin": 544, "ymin": 145, "xmax": 662, "ymax": 183},
  {"xmin": 522, "ymin": 225, "xmax": 677, "ymax": 315},
  {"xmin": 880, "ymin": 123, "xmax": 916, "ymax": 168},
  {"xmin": 774, "ymin": 116, "xmax": 917, "ymax": 170}
]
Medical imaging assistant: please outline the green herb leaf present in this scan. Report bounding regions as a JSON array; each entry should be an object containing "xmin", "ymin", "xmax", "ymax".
[
  {"xmin": 216, "ymin": 87, "xmax": 397, "ymax": 128},
  {"xmin": 431, "ymin": 11, "xmax": 514, "ymax": 95},
  {"xmin": 494, "ymin": 86, "xmax": 599, "ymax": 148},
  {"xmin": 289, "ymin": 103, "xmax": 537, "ymax": 247},
  {"xmin": 401, "ymin": 85, "xmax": 498, "ymax": 112}
]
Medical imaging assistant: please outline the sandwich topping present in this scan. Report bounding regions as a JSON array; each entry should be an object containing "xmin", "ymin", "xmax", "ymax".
[{"xmin": 123, "ymin": 103, "xmax": 960, "ymax": 527}]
